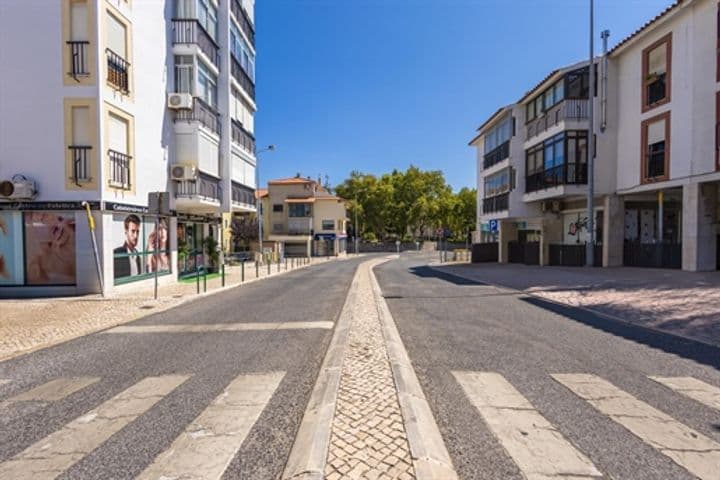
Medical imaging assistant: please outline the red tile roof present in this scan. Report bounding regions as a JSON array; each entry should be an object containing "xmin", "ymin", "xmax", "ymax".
[{"xmin": 609, "ymin": 1, "xmax": 684, "ymax": 56}]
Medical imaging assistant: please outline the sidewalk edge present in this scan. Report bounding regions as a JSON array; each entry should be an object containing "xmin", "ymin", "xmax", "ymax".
[{"xmin": 370, "ymin": 261, "xmax": 459, "ymax": 480}]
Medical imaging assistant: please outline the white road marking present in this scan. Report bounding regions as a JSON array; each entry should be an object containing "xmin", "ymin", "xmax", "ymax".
[
  {"xmin": 649, "ymin": 376, "xmax": 720, "ymax": 411},
  {"xmin": 105, "ymin": 321, "xmax": 333, "ymax": 334},
  {"xmin": 453, "ymin": 371, "xmax": 601, "ymax": 480},
  {"xmin": 137, "ymin": 372, "xmax": 284, "ymax": 480},
  {"xmin": 0, "ymin": 375, "xmax": 189, "ymax": 480},
  {"xmin": 553, "ymin": 373, "xmax": 720, "ymax": 480},
  {"xmin": 3, "ymin": 377, "xmax": 99, "ymax": 405}
]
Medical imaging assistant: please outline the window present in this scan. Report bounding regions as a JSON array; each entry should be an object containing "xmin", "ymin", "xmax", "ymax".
[
  {"xmin": 641, "ymin": 112, "xmax": 670, "ymax": 182},
  {"xmin": 642, "ymin": 34, "xmax": 671, "ymax": 111},
  {"xmin": 289, "ymin": 203, "xmax": 312, "ymax": 217},
  {"xmin": 197, "ymin": 61, "xmax": 217, "ymax": 107},
  {"xmin": 565, "ymin": 68, "xmax": 589, "ymax": 99},
  {"xmin": 483, "ymin": 168, "xmax": 513, "ymax": 197},
  {"xmin": 483, "ymin": 114, "xmax": 513, "ymax": 154},
  {"xmin": 272, "ymin": 204, "xmax": 283, "ymax": 213},
  {"xmin": 174, "ymin": 55, "xmax": 194, "ymax": 94},
  {"xmin": 108, "ymin": 112, "xmax": 131, "ymax": 189},
  {"xmin": 322, "ymin": 220, "xmax": 335, "ymax": 231},
  {"xmin": 230, "ymin": 24, "xmax": 255, "ymax": 81},
  {"xmin": 197, "ymin": 0, "xmax": 217, "ymax": 40}
]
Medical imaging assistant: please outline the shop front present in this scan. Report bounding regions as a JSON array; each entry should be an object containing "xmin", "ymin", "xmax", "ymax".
[{"xmin": 177, "ymin": 214, "xmax": 221, "ymax": 278}]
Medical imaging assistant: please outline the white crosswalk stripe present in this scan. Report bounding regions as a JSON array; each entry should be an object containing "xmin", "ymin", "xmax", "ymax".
[
  {"xmin": 553, "ymin": 373, "xmax": 720, "ymax": 480},
  {"xmin": 137, "ymin": 371, "xmax": 285, "ymax": 480},
  {"xmin": 105, "ymin": 321, "xmax": 333, "ymax": 334},
  {"xmin": 453, "ymin": 371, "xmax": 602, "ymax": 480},
  {"xmin": 0, "ymin": 375, "xmax": 189, "ymax": 480},
  {"xmin": 2, "ymin": 377, "xmax": 99, "ymax": 406},
  {"xmin": 649, "ymin": 376, "xmax": 720, "ymax": 412}
]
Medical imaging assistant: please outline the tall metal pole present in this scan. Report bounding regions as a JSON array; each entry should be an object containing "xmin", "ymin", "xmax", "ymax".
[
  {"xmin": 256, "ymin": 155, "xmax": 262, "ymax": 260},
  {"xmin": 81, "ymin": 201, "xmax": 104, "ymax": 297},
  {"xmin": 586, "ymin": 0, "xmax": 595, "ymax": 267}
]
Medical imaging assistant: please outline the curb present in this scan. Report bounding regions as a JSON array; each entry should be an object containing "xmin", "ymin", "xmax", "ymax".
[
  {"xmin": 370, "ymin": 263, "xmax": 459, "ymax": 480},
  {"xmin": 281, "ymin": 262, "xmax": 361, "ymax": 480}
]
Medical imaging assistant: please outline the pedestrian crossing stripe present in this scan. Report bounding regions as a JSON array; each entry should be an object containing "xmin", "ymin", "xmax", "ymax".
[
  {"xmin": 453, "ymin": 371, "xmax": 602, "ymax": 479},
  {"xmin": 137, "ymin": 372, "xmax": 285, "ymax": 480},
  {"xmin": 553, "ymin": 373, "xmax": 720, "ymax": 480},
  {"xmin": 649, "ymin": 376, "xmax": 720, "ymax": 412},
  {"xmin": 0, "ymin": 375, "xmax": 190, "ymax": 480},
  {"xmin": 2, "ymin": 377, "xmax": 99, "ymax": 405}
]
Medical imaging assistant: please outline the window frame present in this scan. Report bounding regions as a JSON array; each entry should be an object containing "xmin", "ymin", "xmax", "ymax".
[
  {"xmin": 640, "ymin": 111, "xmax": 671, "ymax": 183},
  {"xmin": 641, "ymin": 33, "xmax": 672, "ymax": 113},
  {"xmin": 272, "ymin": 204, "xmax": 283, "ymax": 213},
  {"xmin": 321, "ymin": 219, "xmax": 335, "ymax": 231}
]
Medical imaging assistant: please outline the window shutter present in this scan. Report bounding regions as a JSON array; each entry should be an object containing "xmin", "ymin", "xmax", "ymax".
[
  {"xmin": 647, "ymin": 119, "xmax": 665, "ymax": 145},
  {"xmin": 71, "ymin": 106, "xmax": 90, "ymax": 145},
  {"xmin": 106, "ymin": 13, "xmax": 126, "ymax": 57},
  {"xmin": 108, "ymin": 114, "xmax": 128, "ymax": 153},
  {"xmin": 70, "ymin": 2, "xmax": 88, "ymax": 41}
]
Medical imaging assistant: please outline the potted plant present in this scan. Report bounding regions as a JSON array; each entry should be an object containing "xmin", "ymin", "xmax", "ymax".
[{"xmin": 203, "ymin": 236, "xmax": 220, "ymax": 273}]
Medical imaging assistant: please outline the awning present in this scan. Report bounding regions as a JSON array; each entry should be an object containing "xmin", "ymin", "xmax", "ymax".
[{"xmin": 285, "ymin": 198, "xmax": 315, "ymax": 204}]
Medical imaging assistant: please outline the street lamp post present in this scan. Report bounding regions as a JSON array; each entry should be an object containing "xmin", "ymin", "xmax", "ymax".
[
  {"xmin": 255, "ymin": 145, "xmax": 275, "ymax": 260},
  {"xmin": 586, "ymin": 0, "xmax": 596, "ymax": 267}
]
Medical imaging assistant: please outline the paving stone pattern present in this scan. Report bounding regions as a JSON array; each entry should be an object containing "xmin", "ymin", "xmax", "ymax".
[{"xmin": 325, "ymin": 264, "xmax": 415, "ymax": 480}]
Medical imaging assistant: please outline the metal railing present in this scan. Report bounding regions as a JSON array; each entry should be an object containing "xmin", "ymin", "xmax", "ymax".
[
  {"xmin": 172, "ymin": 19, "xmax": 220, "ymax": 67},
  {"xmin": 525, "ymin": 163, "xmax": 587, "ymax": 193},
  {"xmin": 173, "ymin": 97, "xmax": 220, "ymax": 135},
  {"xmin": 549, "ymin": 243, "xmax": 602, "ymax": 267},
  {"xmin": 483, "ymin": 141, "xmax": 510, "ymax": 169},
  {"xmin": 231, "ymin": 119, "xmax": 255, "ymax": 154},
  {"xmin": 69, "ymin": 145, "xmax": 92, "ymax": 184},
  {"xmin": 106, "ymin": 48, "xmax": 130, "ymax": 93},
  {"xmin": 67, "ymin": 41, "xmax": 90, "ymax": 80},
  {"xmin": 108, "ymin": 149, "xmax": 131, "ymax": 189},
  {"xmin": 231, "ymin": 181, "xmax": 255, "ymax": 206},
  {"xmin": 525, "ymin": 99, "xmax": 589, "ymax": 140},
  {"xmin": 231, "ymin": 0, "xmax": 255, "ymax": 46},
  {"xmin": 175, "ymin": 172, "xmax": 222, "ymax": 201},
  {"xmin": 231, "ymin": 56, "xmax": 255, "ymax": 100},
  {"xmin": 646, "ymin": 151, "xmax": 665, "ymax": 178},
  {"xmin": 647, "ymin": 74, "xmax": 666, "ymax": 105},
  {"xmin": 623, "ymin": 241, "xmax": 681, "ymax": 269},
  {"xmin": 482, "ymin": 192, "xmax": 509, "ymax": 214}
]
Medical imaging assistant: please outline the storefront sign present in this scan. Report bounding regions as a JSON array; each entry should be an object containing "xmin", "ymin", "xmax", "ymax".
[
  {"xmin": 314, "ymin": 233, "xmax": 336, "ymax": 241},
  {"xmin": 177, "ymin": 213, "xmax": 219, "ymax": 223},
  {"xmin": 105, "ymin": 201, "xmax": 149, "ymax": 214},
  {"xmin": 0, "ymin": 201, "xmax": 100, "ymax": 211}
]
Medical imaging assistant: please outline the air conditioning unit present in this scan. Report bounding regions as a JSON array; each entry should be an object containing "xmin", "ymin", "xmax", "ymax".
[
  {"xmin": 167, "ymin": 93, "xmax": 193, "ymax": 110},
  {"xmin": 170, "ymin": 165, "xmax": 196, "ymax": 181},
  {"xmin": 0, "ymin": 175, "xmax": 37, "ymax": 200}
]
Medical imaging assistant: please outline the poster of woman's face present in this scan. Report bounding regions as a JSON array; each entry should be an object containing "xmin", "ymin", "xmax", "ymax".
[
  {"xmin": 24, "ymin": 212, "xmax": 77, "ymax": 285},
  {"xmin": 145, "ymin": 218, "xmax": 170, "ymax": 273},
  {"xmin": 0, "ymin": 211, "xmax": 25, "ymax": 285}
]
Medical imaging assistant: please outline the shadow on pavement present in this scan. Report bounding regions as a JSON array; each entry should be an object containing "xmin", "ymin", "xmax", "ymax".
[
  {"xmin": 521, "ymin": 296, "xmax": 720, "ymax": 371},
  {"xmin": 408, "ymin": 266, "xmax": 486, "ymax": 286}
]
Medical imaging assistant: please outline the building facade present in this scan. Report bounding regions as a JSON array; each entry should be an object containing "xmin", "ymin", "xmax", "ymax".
[
  {"xmin": 0, "ymin": 0, "xmax": 258, "ymax": 296},
  {"xmin": 473, "ymin": 0, "xmax": 719, "ymax": 272},
  {"xmin": 261, "ymin": 177, "xmax": 348, "ymax": 258}
]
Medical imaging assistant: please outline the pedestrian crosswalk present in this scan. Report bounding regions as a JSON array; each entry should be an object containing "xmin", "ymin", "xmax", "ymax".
[
  {"xmin": 456, "ymin": 371, "xmax": 720, "ymax": 480},
  {"xmin": 2, "ymin": 376, "xmax": 98, "ymax": 405}
]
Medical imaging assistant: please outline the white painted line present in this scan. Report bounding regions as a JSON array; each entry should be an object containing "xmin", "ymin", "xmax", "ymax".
[
  {"xmin": 0, "ymin": 375, "xmax": 189, "ymax": 480},
  {"xmin": 553, "ymin": 373, "xmax": 720, "ymax": 480},
  {"xmin": 105, "ymin": 321, "xmax": 333, "ymax": 334},
  {"xmin": 454, "ymin": 371, "xmax": 601, "ymax": 480},
  {"xmin": 649, "ymin": 376, "xmax": 720, "ymax": 412},
  {"xmin": 3, "ymin": 377, "xmax": 99, "ymax": 404},
  {"xmin": 138, "ymin": 372, "xmax": 284, "ymax": 480}
]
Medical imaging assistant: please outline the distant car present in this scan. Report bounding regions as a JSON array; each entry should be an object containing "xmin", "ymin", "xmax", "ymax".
[{"xmin": 226, "ymin": 251, "xmax": 253, "ymax": 264}]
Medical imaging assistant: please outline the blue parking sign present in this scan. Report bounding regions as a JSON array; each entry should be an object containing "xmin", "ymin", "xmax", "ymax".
[{"xmin": 489, "ymin": 219, "xmax": 498, "ymax": 232}]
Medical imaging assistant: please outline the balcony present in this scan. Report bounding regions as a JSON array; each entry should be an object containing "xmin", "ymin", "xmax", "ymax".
[
  {"xmin": 287, "ymin": 218, "xmax": 313, "ymax": 235},
  {"xmin": 482, "ymin": 192, "xmax": 509, "ymax": 214},
  {"xmin": 175, "ymin": 172, "xmax": 222, "ymax": 203},
  {"xmin": 525, "ymin": 99, "xmax": 588, "ymax": 141},
  {"xmin": 525, "ymin": 163, "xmax": 587, "ymax": 193},
  {"xmin": 231, "ymin": 181, "xmax": 255, "ymax": 209},
  {"xmin": 108, "ymin": 149, "xmax": 131, "ymax": 189},
  {"xmin": 67, "ymin": 41, "xmax": 90, "ymax": 80},
  {"xmin": 231, "ymin": 119, "xmax": 255, "ymax": 154},
  {"xmin": 231, "ymin": 0, "xmax": 255, "ymax": 47},
  {"xmin": 68, "ymin": 145, "xmax": 92, "ymax": 185},
  {"xmin": 231, "ymin": 56, "xmax": 255, "ymax": 100},
  {"xmin": 172, "ymin": 19, "xmax": 220, "ymax": 67},
  {"xmin": 106, "ymin": 49, "xmax": 129, "ymax": 93},
  {"xmin": 483, "ymin": 141, "xmax": 510, "ymax": 170},
  {"xmin": 173, "ymin": 97, "xmax": 220, "ymax": 135}
]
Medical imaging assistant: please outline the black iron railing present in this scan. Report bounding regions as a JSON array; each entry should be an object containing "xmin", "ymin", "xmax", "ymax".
[
  {"xmin": 526, "ymin": 99, "xmax": 589, "ymax": 140},
  {"xmin": 471, "ymin": 242, "xmax": 498, "ymax": 263},
  {"xmin": 646, "ymin": 151, "xmax": 665, "ymax": 178},
  {"xmin": 231, "ymin": 181, "xmax": 255, "ymax": 206},
  {"xmin": 231, "ymin": 119, "xmax": 255, "ymax": 153},
  {"xmin": 174, "ymin": 97, "xmax": 220, "ymax": 135},
  {"xmin": 508, "ymin": 241, "xmax": 540, "ymax": 265},
  {"xmin": 525, "ymin": 163, "xmax": 587, "ymax": 193},
  {"xmin": 106, "ymin": 48, "xmax": 130, "ymax": 92},
  {"xmin": 623, "ymin": 240, "xmax": 681, "ymax": 269},
  {"xmin": 482, "ymin": 192, "xmax": 509, "ymax": 214},
  {"xmin": 231, "ymin": 0, "xmax": 255, "ymax": 46},
  {"xmin": 483, "ymin": 141, "xmax": 510, "ymax": 169},
  {"xmin": 108, "ymin": 149, "xmax": 131, "ymax": 189},
  {"xmin": 647, "ymin": 74, "xmax": 666, "ymax": 105},
  {"xmin": 69, "ymin": 145, "xmax": 92, "ymax": 184},
  {"xmin": 67, "ymin": 41, "xmax": 90, "ymax": 80},
  {"xmin": 231, "ymin": 56, "xmax": 255, "ymax": 100},
  {"xmin": 172, "ymin": 19, "xmax": 220, "ymax": 67},
  {"xmin": 549, "ymin": 244, "xmax": 602, "ymax": 267},
  {"xmin": 175, "ymin": 172, "xmax": 222, "ymax": 201}
]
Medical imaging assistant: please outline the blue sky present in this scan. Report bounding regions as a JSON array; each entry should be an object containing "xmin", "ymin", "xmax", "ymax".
[{"xmin": 255, "ymin": 0, "xmax": 674, "ymax": 191}]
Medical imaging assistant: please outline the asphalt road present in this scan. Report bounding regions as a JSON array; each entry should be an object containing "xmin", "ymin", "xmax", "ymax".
[
  {"xmin": 0, "ymin": 256, "xmax": 366, "ymax": 480},
  {"xmin": 374, "ymin": 253, "xmax": 720, "ymax": 480}
]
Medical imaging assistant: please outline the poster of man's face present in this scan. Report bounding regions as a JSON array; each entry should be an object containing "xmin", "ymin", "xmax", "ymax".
[
  {"xmin": 113, "ymin": 214, "xmax": 144, "ymax": 279},
  {"xmin": 24, "ymin": 212, "xmax": 77, "ymax": 285}
]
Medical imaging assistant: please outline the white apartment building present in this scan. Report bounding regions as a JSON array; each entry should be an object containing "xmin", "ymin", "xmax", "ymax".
[
  {"xmin": 0, "ymin": 0, "xmax": 258, "ymax": 296},
  {"xmin": 473, "ymin": 0, "xmax": 719, "ymax": 272}
]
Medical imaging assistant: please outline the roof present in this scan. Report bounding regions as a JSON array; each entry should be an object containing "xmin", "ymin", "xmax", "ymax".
[
  {"xmin": 315, "ymin": 195, "xmax": 343, "ymax": 201},
  {"xmin": 255, "ymin": 188, "xmax": 268, "ymax": 199},
  {"xmin": 285, "ymin": 197, "xmax": 316, "ymax": 204},
  {"xmin": 268, "ymin": 177, "xmax": 315, "ymax": 185},
  {"xmin": 609, "ymin": 1, "xmax": 686, "ymax": 56},
  {"xmin": 516, "ymin": 68, "xmax": 561, "ymax": 105}
]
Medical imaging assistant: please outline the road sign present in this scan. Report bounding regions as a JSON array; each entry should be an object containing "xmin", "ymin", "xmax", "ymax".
[{"xmin": 489, "ymin": 219, "xmax": 498, "ymax": 232}]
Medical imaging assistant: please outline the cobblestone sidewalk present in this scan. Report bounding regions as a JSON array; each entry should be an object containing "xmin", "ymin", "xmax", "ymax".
[
  {"xmin": 325, "ymin": 262, "xmax": 415, "ymax": 480},
  {"xmin": 0, "ymin": 257, "xmax": 341, "ymax": 361}
]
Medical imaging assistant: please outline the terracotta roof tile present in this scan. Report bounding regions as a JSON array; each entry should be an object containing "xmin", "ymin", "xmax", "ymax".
[{"xmin": 609, "ymin": 1, "xmax": 684, "ymax": 56}]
